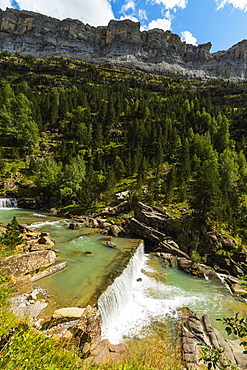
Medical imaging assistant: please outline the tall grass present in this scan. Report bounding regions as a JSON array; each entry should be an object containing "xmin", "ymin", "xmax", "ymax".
[{"xmin": 122, "ymin": 322, "xmax": 182, "ymax": 370}]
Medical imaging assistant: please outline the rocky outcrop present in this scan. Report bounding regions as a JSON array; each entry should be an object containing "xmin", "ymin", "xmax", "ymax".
[
  {"xmin": 158, "ymin": 239, "xmax": 190, "ymax": 259},
  {"xmin": 0, "ymin": 250, "xmax": 56, "ymax": 278},
  {"xmin": 206, "ymin": 252, "xmax": 247, "ymax": 278},
  {"xmin": 83, "ymin": 339, "xmax": 127, "ymax": 366},
  {"xmin": 129, "ymin": 202, "xmax": 190, "ymax": 259},
  {"xmin": 180, "ymin": 307, "xmax": 247, "ymax": 369},
  {"xmin": 0, "ymin": 222, "xmax": 63, "ymax": 279},
  {"xmin": 0, "ymin": 8, "xmax": 247, "ymax": 81},
  {"xmin": 43, "ymin": 304, "xmax": 128, "ymax": 365},
  {"xmin": 129, "ymin": 218, "xmax": 167, "ymax": 244},
  {"xmin": 134, "ymin": 202, "xmax": 169, "ymax": 231},
  {"xmin": 20, "ymin": 228, "xmax": 55, "ymax": 252},
  {"xmin": 177, "ymin": 257, "xmax": 204, "ymax": 277},
  {"xmin": 218, "ymin": 275, "xmax": 247, "ymax": 298},
  {"xmin": 48, "ymin": 307, "xmax": 86, "ymax": 327},
  {"xmin": 72, "ymin": 201, "xmax": 131, "ymax": 236}
]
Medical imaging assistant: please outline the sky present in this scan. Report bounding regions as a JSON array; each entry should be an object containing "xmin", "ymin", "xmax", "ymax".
[{"xmin": 0, "ymin": 0, "xmax": 247, "ymax": 52}]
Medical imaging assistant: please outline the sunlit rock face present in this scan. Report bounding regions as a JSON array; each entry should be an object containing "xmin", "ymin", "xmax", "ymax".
[{"xmin": 1, "ymin": 8, "xmax": 247, "ymax": 81}]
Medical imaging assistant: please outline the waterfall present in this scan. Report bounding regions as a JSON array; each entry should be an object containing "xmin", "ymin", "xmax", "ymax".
[
  {"xmin": 98, "ymin": 242, "xmax": 242, "ymax": 345},
  {"xmin": 97, "ymin": 242, "xmax": 181, "ymax": 344},
  {"xmin": 98, "ymin": 242, "xmax": 148, "ymax": 344},
  {"xmin": 0, "ymin": 198, "xmax": 18, "ymax": 208}
]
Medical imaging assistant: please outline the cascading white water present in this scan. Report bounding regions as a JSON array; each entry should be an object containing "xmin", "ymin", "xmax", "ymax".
[
  {"xmin": 98, "ymin": 242, "xmax": 180, "ymax": 344},
  {"xmin": 98, "ymin": 242, "xmax": 243, "ymax": 345},
  {"xmin": 98, "ymin": 242, "xmax": 148, "ymax": 344},
  {"xmin": 0, "ymin": 198, "xmax": 18, "ymax": 208}
]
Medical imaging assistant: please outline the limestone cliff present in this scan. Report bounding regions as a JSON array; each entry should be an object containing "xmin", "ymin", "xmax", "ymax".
[{"xmin": 0, "ymin": 7, "xmax": 247, "ymax": 80}]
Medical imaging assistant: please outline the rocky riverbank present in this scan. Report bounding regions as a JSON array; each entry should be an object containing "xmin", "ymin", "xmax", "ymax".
[
  {"xmin": 0, "ymin": 223, "xmax": 67, "ymax": 283},
  {"xmin": 69, "ymin": 201, "xmax": 247, "ymax": 289},
  {"xmin": 1, "ymin": 201, "xmax": 247, "ymax": 369}
]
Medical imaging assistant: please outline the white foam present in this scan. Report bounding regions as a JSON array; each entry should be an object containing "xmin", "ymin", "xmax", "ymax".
[
  {"xmin": 29, "ymin": 220, "xmax": 63, "ymax": 228},
  {"xmin": 98, "ymin": 245, "xmax": 224, "ymax": 344}
]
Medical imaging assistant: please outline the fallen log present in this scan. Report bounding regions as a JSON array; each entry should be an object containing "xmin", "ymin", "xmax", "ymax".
[
  {"xmin": 18, "ymin": 223, "xmax": 36, "ymax": 233},
  {"xmin": 30, "ymin": 262, "xmax": 68, "ymax": 282}
]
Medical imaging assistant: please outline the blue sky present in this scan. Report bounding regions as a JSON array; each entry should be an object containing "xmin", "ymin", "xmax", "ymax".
[{"xmin": 0, "ymin": 0, "xmax": 247, "ymax": 52}]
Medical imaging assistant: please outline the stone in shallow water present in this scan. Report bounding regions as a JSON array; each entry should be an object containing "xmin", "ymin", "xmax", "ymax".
[
  {"xmin": 85, "ymin": 251, "xmax": 93, "ymax": 256},
  {"xmin": 68, "ymin": 251, "xmax": 82, "ymax": 257},
  {"xmin": 52, "ymin": 307, "xmax": 85, "ymax": 323}
]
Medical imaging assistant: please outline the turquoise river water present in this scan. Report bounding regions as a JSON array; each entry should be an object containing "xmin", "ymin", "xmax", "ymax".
[{"xmin": 1, "ymin": 206, "xmax": 247, "ymax": 344}]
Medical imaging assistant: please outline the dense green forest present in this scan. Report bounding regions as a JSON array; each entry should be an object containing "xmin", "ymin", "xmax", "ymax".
[
  {"xmin": 1, "ymin": 52, "xmax": 247, "ymax": 237},
  {"xmin": 2, "ymin": 53, "xmax": 247, "ymax": 370}
]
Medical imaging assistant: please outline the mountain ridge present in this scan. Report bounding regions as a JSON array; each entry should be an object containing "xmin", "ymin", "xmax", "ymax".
[{"xmin": 0, "ymin": 7, "xmax": 247, "ymax": 80}]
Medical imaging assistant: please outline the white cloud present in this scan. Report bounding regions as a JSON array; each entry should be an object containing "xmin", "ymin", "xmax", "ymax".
[
  {"xmin": 151, "ymin": 0, "xmax": 188, "ymax": 9},
  {"xmin": 0, "ymin": 0, "xmax": 9, "ymax": 8},
  {"xmin": 119, "ymin": 15, "xmax": 139, "ymax": 22},
  {"xmin": 121, "ymin": 0, "xmax": 135, "ymax": 13},
  {"xmin": 138, "ymin": 9, "xmax": 148, "ymax": 20},
  {"xmin": 181, "ymin": 30, "xmax": 197, "ymax": 45},
  {"xmin": 0, "ymin": 0, "xmax": 114, "ymax": 26},
  {"xmin": 216, "ymin": 0, "xmax": 247, "ymax": 11},
  {"xmin": 147, "ymin": 17, "xmax": 172, "ymax": 31}
]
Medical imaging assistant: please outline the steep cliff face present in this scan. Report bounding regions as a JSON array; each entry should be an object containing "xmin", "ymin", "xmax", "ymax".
[{"xmin": 0, "ymin": 8, "xmax": 247, "ymax": 80}]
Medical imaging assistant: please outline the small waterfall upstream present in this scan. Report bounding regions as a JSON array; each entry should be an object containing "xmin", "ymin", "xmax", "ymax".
[{"xmin": 0, "ymin": 198, "xmax": 18, "ymax": 208}]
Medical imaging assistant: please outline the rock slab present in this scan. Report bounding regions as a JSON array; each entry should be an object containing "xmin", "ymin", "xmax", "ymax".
[{"xmin": 0, "ymin": 250, "xmax": 56, "ymax": 278}]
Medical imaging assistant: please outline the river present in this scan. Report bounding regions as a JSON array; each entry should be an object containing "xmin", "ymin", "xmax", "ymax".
[{"xmin": 0, "ymin": 203, "xmax": 247, "ymax": 346}]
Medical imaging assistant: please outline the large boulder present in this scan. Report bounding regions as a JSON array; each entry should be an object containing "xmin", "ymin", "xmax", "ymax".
[
  {"xmin": 0, "ymin": 250, "xmax": 56, "ymax": 278},
  {"xmin": 158, "ymin": 239, "xmax": 190, "ymax": 259},
  {"xmin": 66, "ymin": 305, "xmax": 102, "ymax": 346},
  {"xmin": 38, "ymin": 233, "xmax": 55, "ymax": 248},
  {"xmin": 134, "ymin": 202, "xmax": 168, "ymax": 231},
  {"xmin": 110, "ymin": 224, "xmax": 124, "ymax": 237},
  {"xmin": 129, "ymin": 218, "xmax": 166, "ymax": 244},
  {"xmin": 69, "ymin": 222, "xmax": 80, "ymax": 230},
  {"xmin": 177, "ymin": 258, "xmax": 204, "ymax": 277},
  {"xmin": 83, "ymin": 339, "xmax": 127, "ymax": 365},
  {"xmin": 51, "ymin": 307, "xmax": 85, "ymax": 326}
]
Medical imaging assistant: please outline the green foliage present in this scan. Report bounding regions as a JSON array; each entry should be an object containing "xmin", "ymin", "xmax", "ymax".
[
  {"xmin": 0, "ymin": 217, "xmax": 23, "ymax": 256},
  {"xmin": 191, "ymin": 250, "xmax": 204, "ymax": 263},
  {"xmin": 59, "ymin": 154, "xmax": 86, "ymax": 200},
  {"xmin": 220, "ymin": 313, "xmax": 247, "ymax": 352},
  {"xmin": 0, "ymin": 322, "xmax": 81, "ymax": 370},
  {"xmin": 0, "ymin": 54, "xmax": 247, "ymax": 231},
  {"xmin": 200, "ymin": 344, "xmax": 238, "ymax": 370},
  {"xmin": 200, "ymin": 313, "xmax": 247, "ymax": 369}
]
